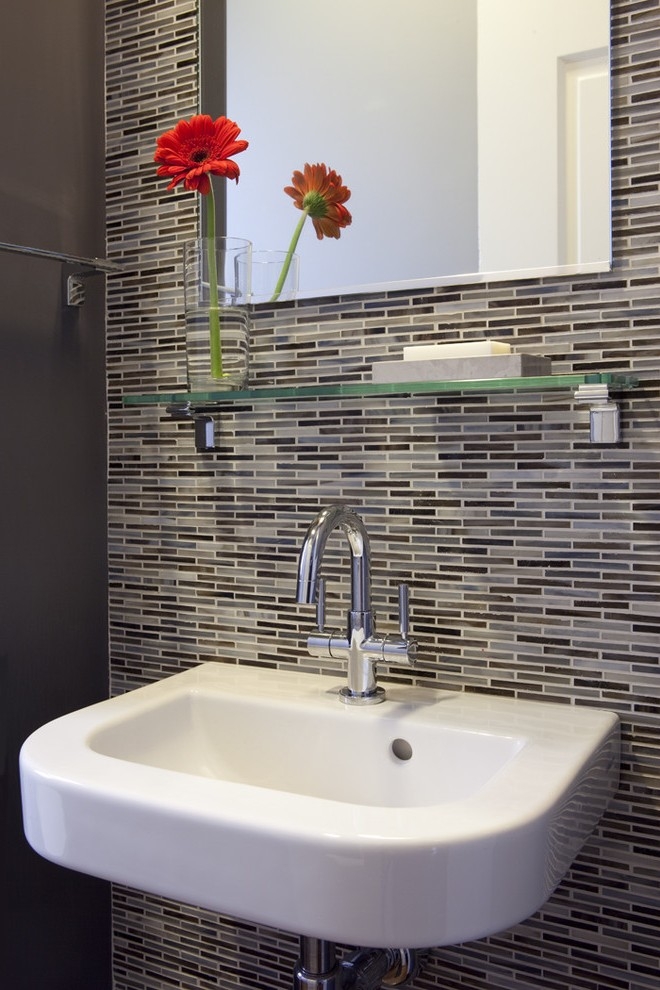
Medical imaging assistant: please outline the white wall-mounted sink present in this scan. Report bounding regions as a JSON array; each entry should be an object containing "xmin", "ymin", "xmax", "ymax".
[{"xmin": 20, "ymin": 663, "xmax": 619, "ymax": 948}]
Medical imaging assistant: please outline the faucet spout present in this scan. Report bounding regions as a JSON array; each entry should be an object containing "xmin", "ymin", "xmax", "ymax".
[
  {"xmin": 296, "ymin": 505, "xmax": 371, "ymax": 613},
  {"xmin": 296, "ymin": 505, "xmax": 416, "ymax": 705}
]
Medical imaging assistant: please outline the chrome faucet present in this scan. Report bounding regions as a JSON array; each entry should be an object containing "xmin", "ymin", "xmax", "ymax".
[{"xmin": 295, "ymin": 505, "xmax": 417, "ymax": 705}]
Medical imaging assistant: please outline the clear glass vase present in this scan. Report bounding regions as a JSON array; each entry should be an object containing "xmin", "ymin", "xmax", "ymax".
[{"xmin": 183, "ymin": 237, "xmax": 252, "ymax": 391}]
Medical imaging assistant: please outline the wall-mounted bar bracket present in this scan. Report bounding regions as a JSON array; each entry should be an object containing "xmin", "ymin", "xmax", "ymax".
[
  {"xmin": 64, "ymin": 265, "xmax": 119, "ymax": 307},
  {"xmin": 166, "ymin": 402, "xmax": 219, "ymax": 452},
  {"xmin": 0, "ymin": 240, "xmax": 124, "ymax": 308},
  {"xmin": 573, "ymin": 382, "xmax": 621, "ymax": 443}
]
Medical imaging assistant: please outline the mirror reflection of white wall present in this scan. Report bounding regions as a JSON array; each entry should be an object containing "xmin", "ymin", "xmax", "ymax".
[
  {"xmin": 225, "ymin": 0, "xmax": 610, "ymax": 298},
  {"xmin": 226, "ymin": 0, "xmax": 478, "ymax": 296}
]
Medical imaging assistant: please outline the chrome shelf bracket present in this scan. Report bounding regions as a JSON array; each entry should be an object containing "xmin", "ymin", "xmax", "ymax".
[
  {"xmin": 573, "ymin": 382, "xmax": 621, "ymax": 443},
  {"xmin": 166, "ymin": 403, "xmax": 219, "ymax": 452}
]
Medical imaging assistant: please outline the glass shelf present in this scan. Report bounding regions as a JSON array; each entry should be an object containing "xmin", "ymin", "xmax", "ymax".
[{"xmin": 122, "ymin": 372, "xmax": 638, "ymax": 407}]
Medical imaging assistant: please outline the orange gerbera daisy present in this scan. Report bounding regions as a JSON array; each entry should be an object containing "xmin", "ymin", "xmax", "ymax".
[
  {"xmin": 284, "ymin": 163, "xmax": 352, "ymax": 240},
  {"xmin": 154, "ymin": 114, "xmax": 249, "ymax": 195},
  {"xmin": 270, "ymin": 162, "xmax": 352, "ymax": 301}
]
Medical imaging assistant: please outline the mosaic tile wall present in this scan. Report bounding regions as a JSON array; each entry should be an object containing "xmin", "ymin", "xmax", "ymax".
[{"xmin": 106, "ymin": 1, "xmax": 659, "ymax": 988}]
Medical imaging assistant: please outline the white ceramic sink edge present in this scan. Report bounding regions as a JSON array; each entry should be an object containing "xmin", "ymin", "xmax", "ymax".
[{"xmin": 20, "ymin": 662, "xmax": 620, "ymax": 948}]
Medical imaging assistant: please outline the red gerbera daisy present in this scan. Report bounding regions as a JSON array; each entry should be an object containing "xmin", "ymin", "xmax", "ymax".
[
  {"xmin": 154, "ymin": 114, "xmax": 249, "ymax": 195},
  {"xmin": 284, "ymin": 163, "xmax": 352, "ymax": 240}
]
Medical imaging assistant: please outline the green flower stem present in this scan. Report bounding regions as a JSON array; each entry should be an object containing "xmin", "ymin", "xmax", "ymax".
[
  {"xmin": 270, "ymin": 208, "xmax": 309, "ymax": 302},
  {"xmin": 205, "ymin": 185, "xmax": 223, "ymax": 378}
]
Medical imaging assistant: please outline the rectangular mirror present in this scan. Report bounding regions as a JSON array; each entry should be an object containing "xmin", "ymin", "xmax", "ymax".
[{"xmin": 204, "ymin": 0, "xmax": 611, "ymax": 300}]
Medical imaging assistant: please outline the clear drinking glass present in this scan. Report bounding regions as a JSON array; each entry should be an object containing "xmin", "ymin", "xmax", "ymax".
[{"xmin": 241, "ymin": 249, "xmax": 299, "ymax": 304}]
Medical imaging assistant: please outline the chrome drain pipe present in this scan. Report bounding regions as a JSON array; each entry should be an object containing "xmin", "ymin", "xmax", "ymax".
[
  {"xmin": 294, "ymin": 938, "xmax": 341, "ymax": 990},
  {"xmin": 293, "ymin": 938, "xmax": 422, "ymax": 990}
]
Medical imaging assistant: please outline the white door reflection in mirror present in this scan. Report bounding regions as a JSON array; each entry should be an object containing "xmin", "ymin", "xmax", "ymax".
[{"xmin": 477, "ymin": 0, "xmax": 610, "ymax": 274}]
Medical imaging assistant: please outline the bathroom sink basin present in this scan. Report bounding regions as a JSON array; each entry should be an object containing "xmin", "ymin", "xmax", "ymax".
[{"xmin": 20, "ymin": 662, "xmax": 619, "ymax": 948}]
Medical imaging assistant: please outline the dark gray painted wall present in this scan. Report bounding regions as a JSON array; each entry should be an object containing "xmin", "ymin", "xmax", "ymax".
[{"xmin": 0, "ymin": 1, "xmax": 110, "ymax": 987}]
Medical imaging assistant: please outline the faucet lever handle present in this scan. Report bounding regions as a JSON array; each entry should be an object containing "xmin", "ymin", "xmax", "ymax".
[
  {"xmin": 316, "ymin": 577, "xmax": 326, "ymax": 631},
  {"xmin": 398, "ymin": 583, "xmax": 410, "ymax": 640}
]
